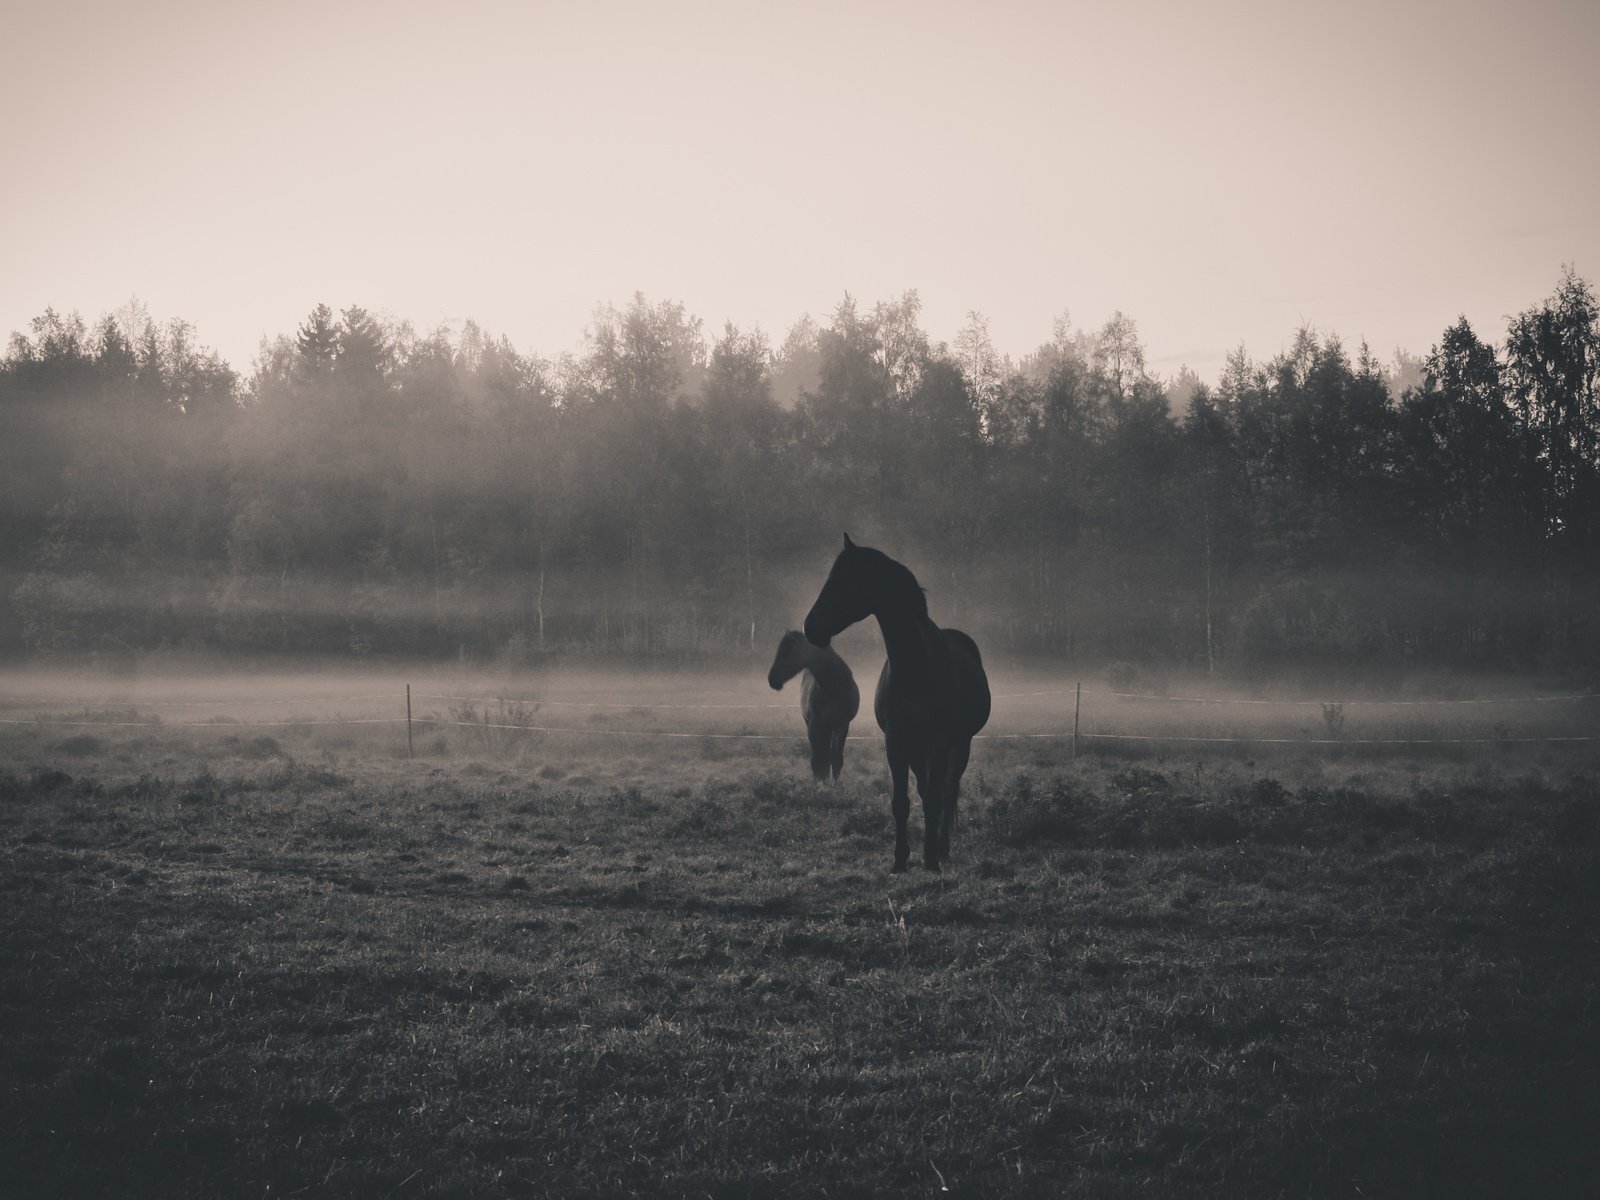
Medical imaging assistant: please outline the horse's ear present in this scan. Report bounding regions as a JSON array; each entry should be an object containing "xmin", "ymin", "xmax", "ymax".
[{"xmin": 843, "ymin": 532, "xmax": 855, "ymax": 549}]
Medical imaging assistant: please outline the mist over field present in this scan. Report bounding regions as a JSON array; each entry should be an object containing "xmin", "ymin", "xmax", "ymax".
[{"xmin": 4, "ymin": 270, "xmax": 1599, "ymax": 694}]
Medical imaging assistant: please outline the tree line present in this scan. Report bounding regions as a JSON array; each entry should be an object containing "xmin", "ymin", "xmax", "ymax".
[{"xmin": 3, "ymin": 272, "xmax": 1597, "ymax": 677}]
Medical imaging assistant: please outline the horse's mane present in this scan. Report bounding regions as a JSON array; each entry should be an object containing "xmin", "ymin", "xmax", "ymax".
[{"xmin": 863, "ymin": 548, "xmax": 929, "ymax": 620}]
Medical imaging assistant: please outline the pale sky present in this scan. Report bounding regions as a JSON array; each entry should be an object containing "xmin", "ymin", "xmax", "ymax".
[{"xmin": 3, "ymin": 0, "xmax": 1597, "ymax": 383}]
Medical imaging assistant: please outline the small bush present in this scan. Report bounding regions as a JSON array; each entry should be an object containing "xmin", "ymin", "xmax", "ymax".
[
  {"xmin": 988, "ymin": 774, "xmax": 1091, "ymax": 846},
  {"xmin": 1243, "ymin": 777, "xmax": 1290, "ymax": 807},
  {"xmin": 1112, "ymin": 766, "xmax": 1176, "ymax": 799},
  {"xmin": 30, "ymin": 769, "xmax": 75, "ymax": 793}
]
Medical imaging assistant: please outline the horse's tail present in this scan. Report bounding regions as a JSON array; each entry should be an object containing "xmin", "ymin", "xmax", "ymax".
[{"xmin": 942, "ymin": 627, "xmax": 991, "ymax": 734}]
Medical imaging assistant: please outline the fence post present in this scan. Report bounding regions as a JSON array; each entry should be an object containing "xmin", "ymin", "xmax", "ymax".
[
  {"xmin": 406, "ymin": 684, "xmax": 414, "ymax": 759},
  {"xmin": 1073, "ymin": 681, "xmax": 1081, "ymax": 760}
]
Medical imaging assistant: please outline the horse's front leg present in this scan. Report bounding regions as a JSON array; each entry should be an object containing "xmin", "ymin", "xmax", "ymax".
[
  {"xmin": 886, "ymin": 733, "xmax": 911, "ymax": 872},
  {"xmin": 830, "ymin": 721, "xmax": 849, "ymax": 781},
  {"xmin": 921, "ymin": 749, "xmax": 948, "ymax": 872},
  {"xmin": 938, "ymin": 738, "xmax": 972, "ymax": 865},
  {"xmin": 807, "ymin": 719, "xmax": 831, "ymax": 782}
]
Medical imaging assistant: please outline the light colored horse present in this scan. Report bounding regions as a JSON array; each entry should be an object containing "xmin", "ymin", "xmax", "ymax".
[{"xmin": 767, "ymin": 629, "xmax": 860, "ymax": 781}]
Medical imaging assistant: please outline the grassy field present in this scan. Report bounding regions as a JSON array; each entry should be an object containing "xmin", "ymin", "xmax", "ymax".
[{"xmin": 2, "ymin": 669, "xmax": 1598, "ymax": 1198}]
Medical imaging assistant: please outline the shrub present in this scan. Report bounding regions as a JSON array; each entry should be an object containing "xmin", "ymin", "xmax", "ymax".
[{"xmin": 987, "ymin": 773, "xmax": 1091, "ymax": 846}]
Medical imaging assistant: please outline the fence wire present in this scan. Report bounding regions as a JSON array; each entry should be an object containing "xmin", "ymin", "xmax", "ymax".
[{"xmin": 1, "ymin": 683, "xmax": 1594, "ymax": 746}]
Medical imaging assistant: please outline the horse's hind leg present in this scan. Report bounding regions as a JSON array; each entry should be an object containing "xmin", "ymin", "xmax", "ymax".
[
  {"xmin": 939, "ymin": 739, "xmax": 972, "ymax": 865},
  {"xmin": 807, "ymin": 721, "xmax": 831, "ymax": 782},
  {"xmin": 886, "ymin": 734, "xmax": 911, "ymax": 872},
  {"xmin": 830, "ymin": 721, "xmax": 849, "ymax": 781}
]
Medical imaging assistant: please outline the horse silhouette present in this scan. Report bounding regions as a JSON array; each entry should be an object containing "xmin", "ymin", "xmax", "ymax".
[
  {"xmin": 804, "ymin": 534, "xmax": 990, "ymax": 871},
  {"xmin": 767, "ymin": 630, "xmax": 860, "ymax": 781}
]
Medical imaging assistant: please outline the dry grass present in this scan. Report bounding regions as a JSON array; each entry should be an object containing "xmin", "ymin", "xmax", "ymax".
[{"xmin": 1, "ymin": 672, "xmax": 1598, "ymax": 1197}]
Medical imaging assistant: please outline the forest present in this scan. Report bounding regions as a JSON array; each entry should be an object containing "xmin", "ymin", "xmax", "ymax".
[{"xmin": 2, "ymin": 269, "xmax": 1598, "ymax": 678}]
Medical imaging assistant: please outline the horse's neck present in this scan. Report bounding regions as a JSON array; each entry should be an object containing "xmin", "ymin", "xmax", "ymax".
[
  {"xmin": 805, "ymin": 643, "xmax": 848, "ymax": 692},
  {"xmin": 874, "ymin": 605, "xmax": 938, "ymax": 682}
]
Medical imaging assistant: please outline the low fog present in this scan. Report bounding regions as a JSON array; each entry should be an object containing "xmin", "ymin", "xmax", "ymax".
[{"xmin": 3, "ymin": 277, "xmax": 1599, "ymax": 707}]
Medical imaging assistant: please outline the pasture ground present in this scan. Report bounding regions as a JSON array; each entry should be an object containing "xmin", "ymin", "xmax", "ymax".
[{"xmin": 1, "ymin": 670, "xmax": 1598, "ymax": 1198}]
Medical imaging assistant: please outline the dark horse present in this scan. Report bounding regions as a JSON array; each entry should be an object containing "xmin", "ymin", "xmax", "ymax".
[
  {"xmin": 767, "ymin": 630, "xmax": 860, "ymax": 781},
  {"xmin": 804, "ymin": 535, "xmax": 990, "ymax": 871}
]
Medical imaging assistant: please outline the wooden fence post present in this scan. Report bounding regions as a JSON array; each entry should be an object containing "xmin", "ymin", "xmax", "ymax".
[
  {"xmin": 406, "ymin": 684, "xmax": 414, "ymax": 759},
  {"xmin": 1073, "ymin": 681, "xmax": 1081, "ymax": 760}
]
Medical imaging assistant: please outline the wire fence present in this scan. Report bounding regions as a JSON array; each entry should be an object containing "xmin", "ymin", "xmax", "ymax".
[{"xmin": 1, "ymin": 682, "xmax": 1595, "ymax": 749}]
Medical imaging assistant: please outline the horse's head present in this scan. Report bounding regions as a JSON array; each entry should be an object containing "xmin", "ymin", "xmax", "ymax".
[
  {"xmin": 804, "ymin": 533, "xmax": 875, "ymax": 648},
  {"xmin": 767, "ymin": 630, "xmax": 810, "ymax": 690}
]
